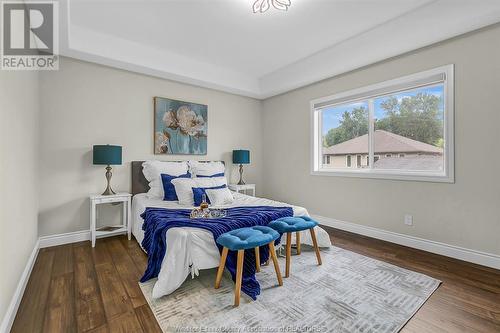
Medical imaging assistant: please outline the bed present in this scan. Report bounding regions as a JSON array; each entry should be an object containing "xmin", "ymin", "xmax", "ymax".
[{"xmin": 131, "ymin": 161, "xmax": 332, "ymax": 299}]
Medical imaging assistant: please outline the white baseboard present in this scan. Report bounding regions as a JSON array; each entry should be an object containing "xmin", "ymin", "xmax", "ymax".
[
  {"xmin": 0, "ymin": 240, "xmax": 40, "ymax": 333},
  {"xmin": 39, "ymin": 229, "xmax": 90, "ymax": 248},
  {"xmin": 313, "ymin": 214, "xmax": 500, "ymax": 270}
]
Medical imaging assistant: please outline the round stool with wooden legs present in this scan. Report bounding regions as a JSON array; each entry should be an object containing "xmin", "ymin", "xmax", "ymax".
[
  {"xmin": 215, "ymin": 226, "xmax": 283, "ymax": 306},
  {"xmin": 269, "ymin": 216, "xmax": 322, "ymax": 278}
]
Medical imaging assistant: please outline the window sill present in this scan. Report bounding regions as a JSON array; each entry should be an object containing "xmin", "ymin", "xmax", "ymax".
[{"xmin": 311, "ymin": 169, "xmax": 454, "ymax": 183}]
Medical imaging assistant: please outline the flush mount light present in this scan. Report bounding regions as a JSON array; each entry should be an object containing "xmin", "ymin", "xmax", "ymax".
[{"xmin": 253, "ymin": 0, "xmax": 291, "ymax": 13}]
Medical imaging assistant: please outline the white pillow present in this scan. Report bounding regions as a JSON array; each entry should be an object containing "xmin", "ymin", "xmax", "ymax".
[
  {"xmin": 189, "ymin": 160, "xmax": 225, "ymax": 177},
  {"xmin": 205, "ymin": 187, "xmax": 234, "ymax": 206},
  {"xmin": 142, "ymin": 161, "xmax": 189, "ymax": 199},
  {"xmin": 171, "ymin": 176, "xmax": 227, "ymax": 206}
]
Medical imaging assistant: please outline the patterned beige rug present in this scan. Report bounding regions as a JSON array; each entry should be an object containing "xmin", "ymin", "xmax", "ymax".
[{"xmin": 140, "ymin": 246, "xmax": 440, "ymax": 333}]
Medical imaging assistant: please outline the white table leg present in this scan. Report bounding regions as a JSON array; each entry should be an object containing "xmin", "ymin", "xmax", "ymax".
[
  {"xmin": 90, "ymin": 201, "xmax": 96, "ymax": 247},
  {"xmin": 127, "ymin": 197, "xmax": 132, "ymax": 240},
  {"xmin": 122, "ymin": 199, "xmax": 127, "ymax": 233}
]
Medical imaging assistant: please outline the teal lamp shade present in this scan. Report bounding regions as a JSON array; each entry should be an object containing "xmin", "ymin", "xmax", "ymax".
[
  {"xmin": 233, "ymin": 150, "xmax": 250, "ymax": 164},
  {"xmin": 93, "ymin": 145, "xmax": 122, "ymax": 165}
]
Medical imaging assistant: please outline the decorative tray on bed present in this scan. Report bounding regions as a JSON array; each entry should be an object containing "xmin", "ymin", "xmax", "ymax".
[{"xmin": 190, "ymin": 208, "xmax": 227, "ymax": 219}]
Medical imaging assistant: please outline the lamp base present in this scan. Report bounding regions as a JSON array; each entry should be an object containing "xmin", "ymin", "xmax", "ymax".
[
  {"xmin": 102, "ymin": 166, "xmax": 116, "ymax": 196},
  {"xmin": 237, "ymin": 164, "xmax": 245, "ymax": 185},
  {"xmin": 101, "ymin": 187, "xmax": 116, "ymax": 196}
]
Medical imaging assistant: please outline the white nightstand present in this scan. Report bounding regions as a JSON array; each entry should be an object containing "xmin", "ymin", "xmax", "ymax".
[
  {"xmin": 89, "ymin": 193, "xmax": 132, "ymax": 247},
  {"xmin": 228, "ymin": 184, "xmax": 256, "ymax": 197}
]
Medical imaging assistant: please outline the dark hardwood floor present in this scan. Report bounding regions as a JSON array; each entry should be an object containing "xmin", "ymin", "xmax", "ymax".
[{"xmin": 11, "ymin": 228, "xmax": 500, "ymax": 332}]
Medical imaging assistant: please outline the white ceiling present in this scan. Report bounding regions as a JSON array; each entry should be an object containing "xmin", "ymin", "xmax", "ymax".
[{"xmin": 60, "ymin": 0, "xmax": 500, "ymax": 99}]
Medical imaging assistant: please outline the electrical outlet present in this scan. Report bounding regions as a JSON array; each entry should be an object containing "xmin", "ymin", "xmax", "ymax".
[{"xmin": 404, "ymin": 214, "xmax": 413, "ymax": 226}]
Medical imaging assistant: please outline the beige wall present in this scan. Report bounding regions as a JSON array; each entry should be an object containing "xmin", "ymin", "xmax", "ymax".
[
  {"xmin": 18, "ymin": 25, "xmax": 500, "ymax": 255},
  {"xmin": 39, "ymin": 57, "xmax": 263, "ymax": 236},
  {"xmin": 262, "ymin": 24, "xmax": 500, "ymax": 255},
  {"xmin": 0, "ymin": 71, "xmax": 39, "ymax": 324}
]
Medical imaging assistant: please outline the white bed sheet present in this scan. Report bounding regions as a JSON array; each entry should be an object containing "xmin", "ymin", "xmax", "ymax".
[{"xmin": 132, "ymin": 191, "xmax": 332, "ymax": 299}]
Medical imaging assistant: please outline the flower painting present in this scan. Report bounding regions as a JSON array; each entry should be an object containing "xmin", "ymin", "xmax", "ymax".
[{"xmin": 154, "ymin": 97, "xmax": 208, "ymax": 155}]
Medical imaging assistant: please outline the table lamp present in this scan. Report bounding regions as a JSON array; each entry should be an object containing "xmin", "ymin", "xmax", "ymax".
[
  {"xmin": 93, "ymin": 145, "xmax": 122, "ymax": 195},
  {"xmin": 232, "ymin": 150, "xmax": 250, "ymax": 185}
]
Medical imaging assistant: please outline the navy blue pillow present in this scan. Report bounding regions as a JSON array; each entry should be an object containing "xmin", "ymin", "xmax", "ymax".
[
  {"xmin": 161, "ymin": 172, "xmax": 191, "ymax": 201},
  {"xmin": 192, "ymin": 184, "xmax": 227, "ymax": 206},
  {"xmin": 196, "ymin": 172, "xmax": 225, "ymax": 178}
]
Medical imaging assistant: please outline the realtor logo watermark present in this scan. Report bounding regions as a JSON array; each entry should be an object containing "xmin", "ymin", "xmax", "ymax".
[{"xmin": 1, "ymin": 1, "xmax": 58, "ymax": 70}]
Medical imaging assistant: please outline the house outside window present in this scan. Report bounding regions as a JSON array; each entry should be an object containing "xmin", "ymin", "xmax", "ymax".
[{"xmin": 312, "ymin": 65, "xmax": 454, "ymax": 182}]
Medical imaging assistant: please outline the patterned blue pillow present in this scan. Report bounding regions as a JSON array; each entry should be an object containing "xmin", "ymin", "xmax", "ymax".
[
  {"xmin": 192, "ymin": 184, "xmax": 227, "ymax": 206},
  {"xmin": 196, "ymin": 172, "xmax": 225, "ymax": 178},
  {"xmin": 161, "ymin": 172, "xmax": 191, "ymax": 201}
]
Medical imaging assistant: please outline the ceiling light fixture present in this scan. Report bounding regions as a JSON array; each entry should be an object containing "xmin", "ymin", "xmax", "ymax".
[{"xmin": 253, "ymin": 0, "xmax": 291, "ymax": 13}]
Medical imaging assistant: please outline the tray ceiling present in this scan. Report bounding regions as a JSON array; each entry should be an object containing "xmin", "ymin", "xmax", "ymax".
[{"xmin": 60, "ymin": 0, "xmax": 500, "ymax": 99}]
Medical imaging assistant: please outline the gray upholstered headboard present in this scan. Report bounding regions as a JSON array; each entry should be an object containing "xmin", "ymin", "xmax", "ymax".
[
  {"xmin": 131, "ymin": 160, "xmax": 225, "ymax": 195},
  {"xmin": 131, "ymin": 161, "xmax": 150, "ymax": 195}
]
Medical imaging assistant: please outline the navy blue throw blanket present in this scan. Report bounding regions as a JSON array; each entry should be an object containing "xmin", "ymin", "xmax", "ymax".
[{"xmin": 140, "ymin": 206, "xmax": 293, "ymax": 300}]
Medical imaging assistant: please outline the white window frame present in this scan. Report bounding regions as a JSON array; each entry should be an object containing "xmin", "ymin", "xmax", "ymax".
[{"xmin": 311, "ymin": 65, "xmax": 454, "ymax": 183}]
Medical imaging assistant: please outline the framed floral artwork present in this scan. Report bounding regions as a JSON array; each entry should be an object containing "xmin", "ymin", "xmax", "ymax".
[{"xmin": 154, "ymin": 96, "xmax": 208, "ymax": 155}]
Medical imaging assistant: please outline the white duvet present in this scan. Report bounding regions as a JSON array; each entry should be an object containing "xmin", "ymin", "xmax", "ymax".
[{"xmin": 132, "ymin": 191, "xmax": 332, "ymax": 299}]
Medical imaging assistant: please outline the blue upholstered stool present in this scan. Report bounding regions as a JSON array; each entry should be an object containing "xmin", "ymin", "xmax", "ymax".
[
  {"xmin": 215, "ymin": 226, "xmax": 283, "ymax": 306},
  {"xmin": 268, "ymin": 216, "xmax": 322, "ymax": 278}
]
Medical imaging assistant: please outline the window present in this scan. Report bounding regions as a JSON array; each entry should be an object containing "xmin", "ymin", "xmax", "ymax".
[
  {"xmin": 320, "ymin": 101, "xmax": 368, "ymax": 170},
  {"xmin": 311, "ymin": 65, "xmax": 454, "ymax": 182}
]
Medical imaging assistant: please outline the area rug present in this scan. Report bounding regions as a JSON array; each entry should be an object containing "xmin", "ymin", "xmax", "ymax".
[{"xmin": 139, "ymin": 246, "xmax": 441, "ymax": 333}]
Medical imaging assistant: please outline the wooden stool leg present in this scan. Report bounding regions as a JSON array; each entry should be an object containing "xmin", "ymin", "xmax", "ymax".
[
  {"xmin": 255, "ymin": 247, "xmax": 261, "ymax": 272},
  {"xmin": 310, "ymin": 228, "xmax": 322, "ymax": 265},
  {"xmin": 268, "ymin": 242, "xmax": 283, "ymax": 286},
  {"xmin": 215, "ymin": 247, "xmax": 229, "ymax": 289},
  {"xmin": 285, "ymin": 232, "xmax": 292, "ymax": 278},
  {"xmin": 234, "ymin": 250, "xmax": 244, "ymax": 306},
  {"xmin": 296, "ymin": 231, "xmax": 301, "ymax": 255}
]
